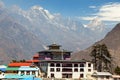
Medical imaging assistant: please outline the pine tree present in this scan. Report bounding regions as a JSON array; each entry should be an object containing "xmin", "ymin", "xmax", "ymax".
[
  {"xmin": 114, "ymin": 66, "xmax": 120, "ymax": 75},
  {"xmin": 90, "ymin": 44, "xmax": 112, "ymax": 72}
]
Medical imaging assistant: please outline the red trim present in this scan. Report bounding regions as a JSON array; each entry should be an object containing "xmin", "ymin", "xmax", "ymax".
[{"xmin": 8, "ymin": 62, "xmax": 32, "ymax": 67}]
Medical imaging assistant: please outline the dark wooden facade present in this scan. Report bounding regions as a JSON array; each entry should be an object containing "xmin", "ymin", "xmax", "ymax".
[{"xmin": 37, "ymin": 44, "xmax": 71, "ymax": 60}]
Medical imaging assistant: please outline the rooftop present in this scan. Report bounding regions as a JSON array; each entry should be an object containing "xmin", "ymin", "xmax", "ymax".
[
  {"xmin": 6, "ymin": 67, "xmax": 19, "ymax": 71},
  {"xmin": 39, "ymin": 49, "xmax": 72, "ymax": 53},
  {"xmin": 38, "ymin": 43, "xmax": 72, "ymax": 54},
  {"xmin": 40, "ymin": 59, "xmax": 90, "ymax": 63},
  {"xmin": 112, "ymin": 75, "xmax": 120, "ymax": 78},
  {"xmin": 8, "ymin": 62, "xmax": 32, "ymax": 67},
  {"xmin": 92, "ymin": 72, "xmax": 112, "ymax": 76},
  {"xmin": 19, "ymin": 66, "xmax": 39, "ymax": 71},
  {"xmin": 47, "ymin": 43, "xmax": 61, "ymax": 47}
]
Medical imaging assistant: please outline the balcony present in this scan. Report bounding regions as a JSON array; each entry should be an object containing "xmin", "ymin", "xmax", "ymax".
[{"xmin": 62, "ymin": 68, "xmax": 72, "ymax": 72}]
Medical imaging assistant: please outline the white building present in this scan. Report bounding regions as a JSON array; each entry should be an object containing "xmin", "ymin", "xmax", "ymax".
[
  {"xmin": 0, "ymin": 65, "xmax": 6, "ymax": 79},
  {"xmin": 33, "ymin": 44, "xmax": 94, "ymax": 79},
  {"xmin": 40, "ymin": 60, "xmax": 93, "ymax": 79}
]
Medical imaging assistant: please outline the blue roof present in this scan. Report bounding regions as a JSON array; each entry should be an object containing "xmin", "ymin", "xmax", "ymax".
[
  {"xmin": 0, "ymin": 65, "xmax": 7, "ymax": 72},
  {"xmin": 0, "ymin": 68, "xmax": 6, "ymax": 72},
  {"xmin": 5, "ymin": 74, "xmax": 35, "ymax": 79}
]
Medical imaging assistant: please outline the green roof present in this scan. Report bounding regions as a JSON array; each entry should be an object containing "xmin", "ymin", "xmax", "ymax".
[{"xmin": 6, "ymin": 67, "xmax": 19, "ymax": 71}]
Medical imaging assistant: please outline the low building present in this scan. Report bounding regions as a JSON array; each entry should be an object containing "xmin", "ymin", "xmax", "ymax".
[
  {"xmin": 112, "ymin": 75, "xmax": 120, "ymax": 80},
  {"xmin": 0, "ymin": 65, "xmax": 6, "ymax": 79},
  {"xmin": 92, "ymin": 72, "xmax": 113, "ymax": 80},
  {"xmin": 0, "ymin": 62, "xmax": 40, "ymax": 79},
  {"xmin": 18, "ymin": 66, "xmax": 39, "ymax": 77},
  {"xmin": 7, "ymin": 62, "xmax": 40, "ymax": 77}
]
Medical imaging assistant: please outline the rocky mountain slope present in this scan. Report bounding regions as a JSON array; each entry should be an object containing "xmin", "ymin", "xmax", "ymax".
[
  {"xmin": 0, "ymin": 8, "xmax": 43, "ymax": 63},
  {"xmin": 72, "ymin": 23, "xmax": 120, "ymax": 66},
  {"xmin": 10, "ymin": 5, "xmax": 110, "ymax": 50}
]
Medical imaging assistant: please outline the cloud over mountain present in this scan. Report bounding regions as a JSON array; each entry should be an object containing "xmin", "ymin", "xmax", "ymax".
[{"xmin": 82, "ymin": 2, "xmax": 120, "ymax": 22}]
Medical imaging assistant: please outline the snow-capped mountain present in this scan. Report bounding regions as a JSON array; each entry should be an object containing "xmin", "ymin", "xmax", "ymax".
[
  {"xmin": 0, "ymin": 5, "xmax": 112, "ymax": 63},
  {"xmin": 85, "ymin": 17, "xmax": 105, "ymax": 32}
]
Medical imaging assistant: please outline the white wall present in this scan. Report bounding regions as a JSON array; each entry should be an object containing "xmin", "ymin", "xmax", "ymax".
[
  {"xmin": 0, "ymin": 73, "xmax": 5, "ymax": 79},
  {"xmin": 18, "ymin": 70, "xmax": 39, "ymax": 77},
  {"xmin": 73, "ymin": 72, "xmax": 80, "ymax": 78},
  {"xmin": 47, "ymin": 62, "xmax": 94, "ymax": 79}
]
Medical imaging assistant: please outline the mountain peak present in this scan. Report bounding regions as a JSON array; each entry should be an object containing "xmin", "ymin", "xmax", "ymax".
[
  {"xmin": 30, "ymin": 5, "xmax": 54, "ymax": 20},
  {"xmin": 85, "ymin": 17, "xmax": 105, "ymax": 32},
  {"xmin": 31, "ymin": 5, "xmax": 43, "ymax": 11},
  {"xmin": 0, "ymin": 3, "xmax": 111, "ymax": 64}
]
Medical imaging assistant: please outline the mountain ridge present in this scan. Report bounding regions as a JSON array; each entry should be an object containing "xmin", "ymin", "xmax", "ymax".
[
  {"xmin": 72, "ymin": 23, "xmax": 120, "ymax": 66},
  {"xmin": 0, "ymin": 5, "xmax": 112, "ymax": 64}
]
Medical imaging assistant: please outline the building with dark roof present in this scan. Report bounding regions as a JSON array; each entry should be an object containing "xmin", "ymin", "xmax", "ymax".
[
  {"xmin": 31, "ymin": 44, "xmax": 94, "ymax": 79},
  {"xmin": 38, "ymin": 43, "xmax": 71, "ymax": 60}
]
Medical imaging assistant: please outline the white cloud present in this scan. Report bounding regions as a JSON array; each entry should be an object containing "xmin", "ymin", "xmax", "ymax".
[
  {"xmin": 81, "ymin": 16, "xmax": 97, "ymax": 20},
  {"xmin": 82, "ymin": 3, "xmax": 120, "ymax": 22},
  {"xmin": 89, "ymin": 6, "xmax": 96, "ymax": 9}
]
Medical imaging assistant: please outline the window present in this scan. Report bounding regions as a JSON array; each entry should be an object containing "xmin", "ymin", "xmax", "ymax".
[
  {"xmin": 106, "ymin": 76, "xmax": 109, "ymax": 79},
  {"xmin": 21, "ymin": 71, "xmax": 24, "ymax": 75},
  {"xmin": 80, "ymin": 63, "xmax": 84, "ymax": 67},
  {"xmin": 101, "ymin": 76, "xmax": 104, "ymax": 79},
  {"xmin": 88, "ymin": 63, "xmax": 91, "ymax": 67},
  {"xmin": 32, "ymin": 71, "xmax": 35, "ymax": 75},
  {"xmin": 114, "ymin": 78, "xmax": 117, "ymax": 80},
  {"xmin": 51, "ymin": 73, "xmax": 54, "ymax": 78},
  {"xmin": 13, "ymin": 71, "xmax": 18, "ymax": 73},
  {"xmin": 56, "ymin": 63, "xmax": 60, "ymax": 67},
  {"xmin": 80, "ymin": 68, "xmax": 84, "ymax": 72},
  {"xmin": 62, "ymin": 74, "xmax": 72, "ymax": 78},
  {"xmin": 74, "ymin": 64, "xmax": 78, "ymax": 67},
  {"xmin": 74, "ymin": 68, "xmax": 78, "ymax": 72},
  {"xmin": 80, "ymin": 74, "xmax": 84, "ymax": 78},
  {"xmin": 88, "ymin": 69, "xmax": 91, "ymax": 72},
  {"xmin": 50, "ymin": 63, "xmax": 55, "ymax": 67},
  {"xmin": 56, "ymin": 68, "xmax": 60, "ymax": 72},
  {"xmin": 62, "ymin": 68, "xmax": 72, "ymax": 72},
  {"xmin": 26, "ymin": 71, "xmax": 30, "ymax": 75},
  {"xmin": 50, "ymin": 68, "xmax": 54, "ymax": 72}
]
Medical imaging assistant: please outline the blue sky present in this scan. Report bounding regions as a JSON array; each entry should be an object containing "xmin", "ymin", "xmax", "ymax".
[
  {"xmin": 1, "ymin": 0, "xmax": 119, "ymax": 16},
  {"xmin": 1, "ymin": 0, "xmax": 120, "ymax": 25}
]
